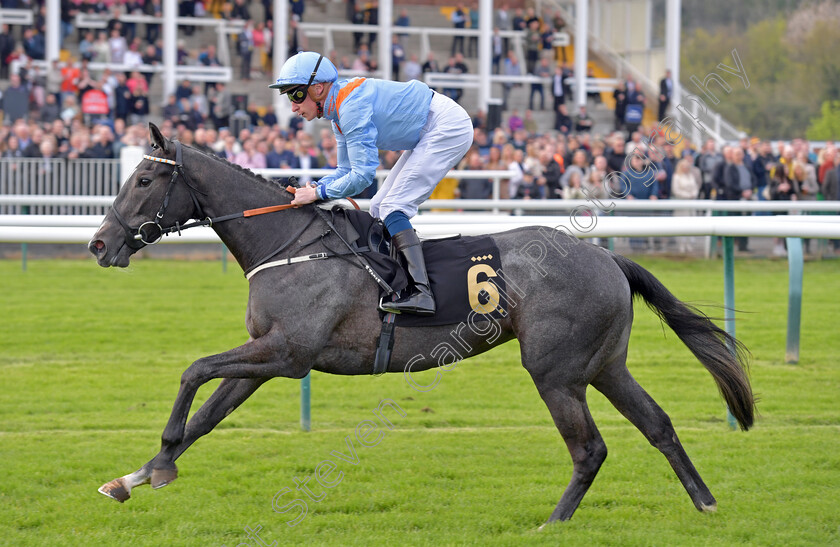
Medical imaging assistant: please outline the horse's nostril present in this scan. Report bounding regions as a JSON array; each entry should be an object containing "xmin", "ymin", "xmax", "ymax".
[{"xmin": 89, "ymin": 240, "xmax": 106, "ymax": 256}]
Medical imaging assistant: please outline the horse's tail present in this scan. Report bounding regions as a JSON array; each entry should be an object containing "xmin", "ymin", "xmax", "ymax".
[{"xmin": 610, "ymin": 253, "xmax": 755, "ymax": 431}]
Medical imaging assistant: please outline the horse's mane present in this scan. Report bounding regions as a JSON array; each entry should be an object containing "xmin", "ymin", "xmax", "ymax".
[{"xmin": 182, "ymin": 142, "xmax": 292, "ymax": 196}]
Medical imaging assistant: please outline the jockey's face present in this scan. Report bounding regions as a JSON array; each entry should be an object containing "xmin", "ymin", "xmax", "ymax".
[{"xmin": 290, "ymin": 83, "xmax": 326, "ymax": 121}]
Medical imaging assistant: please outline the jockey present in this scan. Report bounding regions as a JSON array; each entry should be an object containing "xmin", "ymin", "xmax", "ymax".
[{"xmin": 270, "ymin": 51, "xmax": 473, "ymax": 316}]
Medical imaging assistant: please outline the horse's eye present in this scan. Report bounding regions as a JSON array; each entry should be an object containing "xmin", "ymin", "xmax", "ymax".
[{"xmin": 138, "ymin": 178, "xmax": 152, "ymax": 187}]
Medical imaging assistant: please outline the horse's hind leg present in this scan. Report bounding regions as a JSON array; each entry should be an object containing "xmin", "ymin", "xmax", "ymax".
[
  {"xmin": 592, "ymin": 359, "xmax": 717, "ymax": 512},
  {"xmin": 533, "ymin": 382, "xmax": 608, "ymax": 525},
  {"xmin": 99, "ymin": 377, "xmax": 266, "ymax": 501}
]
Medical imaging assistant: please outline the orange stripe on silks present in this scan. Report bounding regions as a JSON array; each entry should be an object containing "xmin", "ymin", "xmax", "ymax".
[{"xmin": 335, "ymin": 78, "xmax": 366, "ymax": 119}]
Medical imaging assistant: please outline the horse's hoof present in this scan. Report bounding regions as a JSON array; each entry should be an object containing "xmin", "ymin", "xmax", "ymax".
[
  {"xmin": 151, "ymin": 466, "xmax": 178, "ymax": 489},
  {"xmin": 699, "ymin": 502, "xmax": 717, "ymax": 513},
  {"xmin": 98, "ymin": 478, "xmax": 130, "ymax": 503}
]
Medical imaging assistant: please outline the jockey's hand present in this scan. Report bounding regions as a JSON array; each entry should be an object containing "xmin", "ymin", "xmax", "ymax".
[{"xmin": 291, "ymin": 182, "xmax": 319, "ymax": 207}]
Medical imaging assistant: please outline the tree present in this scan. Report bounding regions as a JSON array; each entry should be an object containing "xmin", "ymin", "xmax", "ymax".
[{"xmin": 806, "ymin": 101, "xmax": 840, "ymax": 141}]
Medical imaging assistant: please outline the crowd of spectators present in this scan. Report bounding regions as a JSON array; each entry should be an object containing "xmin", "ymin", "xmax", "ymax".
[{"xmin": 1, "ymin": 0, "xmax": 838, "ymax": 256}]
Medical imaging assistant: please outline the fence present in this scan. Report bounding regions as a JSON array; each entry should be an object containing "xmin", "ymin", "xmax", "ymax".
[{"xmin": 0, "ymin": 158, "xmax": 121, "ymax": 216}]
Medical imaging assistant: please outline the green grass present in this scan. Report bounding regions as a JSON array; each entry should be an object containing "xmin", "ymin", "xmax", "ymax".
[{"xmin": 1, "ymin": 256, "xmax": 838, "ymax": 546}]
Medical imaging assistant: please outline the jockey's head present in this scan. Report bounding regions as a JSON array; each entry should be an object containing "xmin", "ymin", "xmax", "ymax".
[{"xmin": 269, "ymin": 51, "xmax": 338, "ymax": 119}]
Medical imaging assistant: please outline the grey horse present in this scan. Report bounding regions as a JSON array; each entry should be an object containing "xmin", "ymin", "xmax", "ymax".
[{"xmin": 88, "ymin": 124, "xmax": 754, "ymax": 526}]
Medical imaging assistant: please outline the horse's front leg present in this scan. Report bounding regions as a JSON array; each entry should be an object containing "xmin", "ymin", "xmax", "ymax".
[
  {"xmin": 151, "ymin": 330, "xmax": 306, "ymax": 484},
  {"xmin": 99, "ymin": 377, "xmax": 268, "ymax": 502}
]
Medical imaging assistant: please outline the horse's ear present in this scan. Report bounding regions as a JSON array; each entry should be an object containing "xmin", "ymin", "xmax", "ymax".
[{"xmin": 148, "ymin": 123, "xmax": 169, "ymax": 153}]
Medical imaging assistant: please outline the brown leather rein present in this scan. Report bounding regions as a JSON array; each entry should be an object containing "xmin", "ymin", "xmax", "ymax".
[{"xmin": 242, "ymin": 186, "xmax": 361, "ymax": 218}]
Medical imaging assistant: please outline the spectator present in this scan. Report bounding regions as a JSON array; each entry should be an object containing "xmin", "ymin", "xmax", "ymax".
[
  {"xmin": 467, "ymin": 2, "xmax": 479, "ymax": 57},
  {"xmin": 585, "ymin": 156, "xmax": 609, "ymax": 200},
  {"xmin": 671, "ymin": 158, "xmax": 702, "ymax": 253},
  {"xmin": 351, "ymin": 4, "xmax": 366, "ymax": 51},
  {"xmin": 40, "ymin": 93, "xmax": 61, "ymax": 124},
  {"xmin": 442, "ymin": 53, "xmax": 468, "ymax": 103},
  {"xmin": 391, "ymin": 35, "xmax": 405, "ymax": 81},
  {"xmin": 539, "ymin": 147, "xmax": 563, "ymax": 199},
  {"xmin": 0, "ymin": 24, "xmax": 15, "ymax": 79},
  {"xmin": 190, "ymin": 85, "xmax": 210, "ymax": 118},
  {"xmin": 238, "ymin": 21, "xmax": 255, "ymax": 80},
  {"xmin": 144, "ymin": 0, "xmax": 162, "ymax": 43},
  {"xmin": 512, "ymin": 7, "xmax": 525, "ymax": 32},
  {"xmin": 574, "ymin": 105, "xmax": 593, "ymax": 133},
  {"xmin": 79, "ymin": 31, "xmax": 96, "ymax": 62},
  {"xmin": 86, "ymin": 124, "xmax": 115, "ymax": 159},
  {"xmin": 502, "ymin": 50, "xmax": 521, "ymax": 110},
  {"xmin": 175, "ymin": 80, "xmax": 193, "ymax": 102},
  {"xmin": 554, "ymin": 103, "xmax": 572, "ymax": 135},
  {"xmin": 794, "ymin": 152, "xmax": 819, "ymax": 201},
  {"xmin": 123, "ymin": 39, "xmax": 144, "ymax": 69},
  {"xmin": 22, "ymin": 128, "xmax": 45, "ymax": 157},
  {"xmin": 22, "ymin": 29, "xmax": 45, "ymax": 60},
  {"xmin": 233, "ymin": 138, "xmax": 266, "ymax": 169},
  {"xmin": 210, "ymin": 82, "xmax": 232, "ymax": 129},
  {"xmin": 695, "ymin": 139, "xmax": 722, "ymax": 199},
  {"xmin": 421, "ymin": 51, "xmax": 440, "ymax": 78},
  {"xmin": 507, "ymin": 109, "xmax": 523, "ymax": 133},
  {"xmin": 290, "ymin": 0, "xmax": 305, "ymax": 21},
  {"xmin": 231, "ymin": 0, "xmax": 251, "ymax": 20},
  {"xmin": 522, "ymin": 109, "xmax": 537, "ymax": 134},
  {"xmin": 564, "ymin": 170, "xmax": 586, "ymax": 199},
  {"xmin": 366, "ymin": 0, "xmax": 379, "ymax": 48},
  {"xmin": 129, "ymin": 87, "xmax": 149, "ymax": 125},
  {"xmin": 658, "ymin": 69, "xmax": 673, "ymax": 121},
  {"xmin": 451, "ymin": 3, "xmax": 466, "ymax": 56},
  {"xmin": 530, "ymin": 57, "xmax": 551, "ymax": 111},
  {"xmin": 2, "ymin": 73, "xmax": 30, "ymax": 124},
  {"xmin": 491, "ymin": 27, "xmax": 504, "ymax": 74},
  {"xmin": 612, "ymin": 81, "xmax": 627, "ymax": 132},
  {"xmin": 525, "ymin": 19, "xmax": 541, "ymax": 74},
  {"xmin": 459, "ymin": 150, "xmax": 492, "ymax": 199},
  {"xmin": 2, "ymin": 135, "xmax": 24, "ymax": 158},
  {"xmin": 91, "ymin": 31, "xmax": 110, "ymax": 64},
  {"xmin": 395, "ymin": 8, "xmax": 411, "ymax": 45},
  {"xmin": 403, "ymin": 54, "xmax": 422, "ymax": 81},
  {"xmin": 60, "ymin": 94, "xmax": 81, "ymax": 125},
  {"xmin": 163, "ymin": 94, "xmax": 180, "ymax": 120},
  {"xmin": 126, "ymin": 70, "xmax": 148, "ymax": 95},
  {"xmin": 192, "ymin": 128, "xmax": 215, "ymax": 156},
  {"xmin": 108, "ymin": 28, "xmax": 127, "ymax": 65}
]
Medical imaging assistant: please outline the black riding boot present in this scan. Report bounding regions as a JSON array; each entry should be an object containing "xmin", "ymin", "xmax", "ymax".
[{"xmin": 380, "ymin": 229, "xmax": 436, "ymax": 316}]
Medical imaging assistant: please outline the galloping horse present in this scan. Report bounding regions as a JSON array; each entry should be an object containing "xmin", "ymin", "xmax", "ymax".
[{"xmin": 89, "ymin": 124, "xmax": 754, "ymax": 526}]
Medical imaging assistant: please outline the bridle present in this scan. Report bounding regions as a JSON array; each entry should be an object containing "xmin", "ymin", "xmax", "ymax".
[
  {"xmin": 111, "ymin": 140, "xmax": 303, "ymax": 251},
  {"xmin": 111, "ymin": 140, "xmax": 212, "ymax": 250},
  {"xmin": 106, "ymin": 142, "xmax": 391, "ymax": 291}
]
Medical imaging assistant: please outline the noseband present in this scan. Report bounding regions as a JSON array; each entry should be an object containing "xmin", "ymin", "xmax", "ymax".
[{"xmin": 111, "ymin": 140, "xmax": 208, "ymax": 250}]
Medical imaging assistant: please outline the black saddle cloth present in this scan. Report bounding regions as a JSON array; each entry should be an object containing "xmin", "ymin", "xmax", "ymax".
[{"xmin": 340, "ymin": 208, "xmax": 507, "ymax": 327}]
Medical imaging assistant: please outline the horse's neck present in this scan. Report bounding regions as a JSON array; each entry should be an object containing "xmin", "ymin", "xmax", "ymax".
[{"xmin": 190, "ymin": 158, "xmax": 307, "ymax": 272}]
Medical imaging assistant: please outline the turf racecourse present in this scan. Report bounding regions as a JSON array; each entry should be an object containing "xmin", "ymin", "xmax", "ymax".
[{"xmin": 1, "ymin": 255, "xmax": 838, "ymax": 546}]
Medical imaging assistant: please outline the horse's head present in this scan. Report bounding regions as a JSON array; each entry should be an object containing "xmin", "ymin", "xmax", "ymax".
[{"xmin": 89, "ymin": 123, "xmax": 202, "ymax": 267}]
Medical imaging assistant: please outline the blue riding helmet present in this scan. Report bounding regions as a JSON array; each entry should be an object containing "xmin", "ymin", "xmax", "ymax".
[{"xmin": 268, "ymin": 51, "xmax": 338, "ymax": 93}]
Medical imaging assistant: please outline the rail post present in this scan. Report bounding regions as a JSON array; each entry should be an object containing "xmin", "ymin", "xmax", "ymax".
[
  {"xmin": 722, "ymin": 236, "xmax": 737, "ymax": 430},
  {"xmin": 785, "ymin": 237, "xmax": 803, "ymax": 364},
  {"xmin": 301, "ymin": 373, "xmax": 311, "ymax": 432}
]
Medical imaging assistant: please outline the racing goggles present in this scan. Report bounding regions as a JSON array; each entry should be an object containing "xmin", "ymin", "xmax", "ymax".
[{"xmin": 281, "ymin": 54, "xmax": 324, "ymax": 104}]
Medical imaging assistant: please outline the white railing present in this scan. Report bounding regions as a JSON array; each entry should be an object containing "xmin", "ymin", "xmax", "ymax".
[
  {"xmin": 2, "ymin": 215, "xmax": 839, "ymax": 244},
  {"xmin": 0, "ymin": 8, "xmax": 33, "ymax": 26},
  {"xmin": 423, "ymin": 71, "xmax": 620, "ymax": 93},
  {"xmin": 29, "ymin": 60, "xmax": 233, "ymax": 84},
  {"xmin": 0, "ymin": 159, "xmax": 120, "ymax": 216}
]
